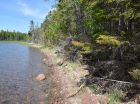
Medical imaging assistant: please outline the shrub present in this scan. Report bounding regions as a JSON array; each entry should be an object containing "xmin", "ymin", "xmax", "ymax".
[
  {"xmin": 129, "ymin": 68, "xmax": 140, "ymax": 80},
  {"xmin": 71, "ymin": 41, "xmax": 93, "ymax": 54},
  {"xmin": 129, "ymin": 64, "xmax": 140, "ymax": 80},
  {"xmin": 96, "ymin": 35, "xmax": 121, "ymax": 46},
  {"xmin": 81, "ymin": 43, "xmax": 93, "ymax": 54},
  {"xmin": 71, "ymin": 41, "xmax": 84, "ymax": 47}
]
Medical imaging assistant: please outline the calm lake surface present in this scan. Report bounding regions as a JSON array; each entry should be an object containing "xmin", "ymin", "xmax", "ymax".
[{"xmin": 0, "ymin": 42, "xmax": 49, "ymax": 104}]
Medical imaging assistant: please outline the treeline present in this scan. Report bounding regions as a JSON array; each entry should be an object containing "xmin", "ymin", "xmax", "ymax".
[{"xmin": 0, "ymin": 30, "xmax": 27, "ymax": 41}]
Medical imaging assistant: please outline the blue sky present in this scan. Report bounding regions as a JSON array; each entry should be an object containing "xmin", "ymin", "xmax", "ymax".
[{"xmin": 0, "ymin": 0, "xmax": 56, "ymax": 33}]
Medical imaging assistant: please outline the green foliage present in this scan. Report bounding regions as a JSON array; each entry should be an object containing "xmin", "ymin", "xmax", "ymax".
[
  {"xmin": 38, "ymin": 0, "xmax": 140, "ymax": 47},
  {"xmin": 39, "ymin": 0, "xmax": 140, "ymax": 48},
  {"xmin": 96, "ymin": 35, "xmax": 121, "ymax": 46},
  {"xmin": 109, "ymin": 89, "xmax": 123, "ymax": 104}
]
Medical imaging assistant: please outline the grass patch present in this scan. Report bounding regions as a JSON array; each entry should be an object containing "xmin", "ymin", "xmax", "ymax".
[
  {"xmin": 64, "ymin": 61, "xmax": 81, "ymax": 71},
  {"xmin": 109, "ymin": 89, "xmax": 123, "ymax": 104},
  {"xmin": 0, "ymin": 40, "xmax": 30, "ymax": 46}
]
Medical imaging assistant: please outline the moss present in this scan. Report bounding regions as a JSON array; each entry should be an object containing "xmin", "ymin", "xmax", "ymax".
[{"xmin": 96, "ymin": 35, "xmax": 121, "ymax": 46}]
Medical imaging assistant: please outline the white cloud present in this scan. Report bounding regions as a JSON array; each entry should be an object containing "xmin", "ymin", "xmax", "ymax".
[{"xmin": 17, "ymin": 0, "xmax": 47, "ymax": 19}]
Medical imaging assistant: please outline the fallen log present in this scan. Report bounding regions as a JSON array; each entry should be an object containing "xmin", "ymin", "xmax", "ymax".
[{"xmin": 86, "ymin": 77, "xmax": 140, "ymax": 93}]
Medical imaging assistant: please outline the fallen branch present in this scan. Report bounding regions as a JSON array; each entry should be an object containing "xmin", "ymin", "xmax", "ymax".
[{"xmin": 67, "ymin": 82, "xmax": 86, "ymax": 98}]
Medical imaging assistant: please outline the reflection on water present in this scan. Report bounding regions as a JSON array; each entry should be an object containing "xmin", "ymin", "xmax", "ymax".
[{"xmin": 0, "ymin": 42, "xmax": 49, "ymax": 104}]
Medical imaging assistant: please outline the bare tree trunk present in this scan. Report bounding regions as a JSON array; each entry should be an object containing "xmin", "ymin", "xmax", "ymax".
[
  {"xmin": 74, "ymin": 2, "xmax": 90, "ymax": 42},
  {"xmin": 119, "ymin": 16, "xmax": 126, "ymax": 32},
  {"xmin": 127, "ymin": 19, "xmax": 132, "ymax": 35}
]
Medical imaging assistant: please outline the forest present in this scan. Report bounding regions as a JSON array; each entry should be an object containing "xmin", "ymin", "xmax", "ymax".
[
  {"xmin": 28, "ymin": 0, "xmax": 140, "ymax": 102},
  {"xmin": 0, "ymin": 0, "xmax": 139, "ymax": 103},
  {"xmin": 0, "ymin": 30, "xmax": 27, "ymax": 41}
]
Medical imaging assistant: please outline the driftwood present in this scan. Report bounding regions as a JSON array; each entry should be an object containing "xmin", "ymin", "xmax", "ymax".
[
  {"xmin": 67, "ymin": 82, "xmax": 86, "ymax": 98},
  {"xmin": 86, "ymin": 77, "xmax": 140, "ymax": 93}
]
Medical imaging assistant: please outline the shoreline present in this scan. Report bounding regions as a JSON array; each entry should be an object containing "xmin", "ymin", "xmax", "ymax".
[
  {"xmin": 1, "ymin": 41, "xmax": 137, "ymax": 104},
  {"xmin": 29, "ymin": 43, "xmax": 109, "ymax": 104}
]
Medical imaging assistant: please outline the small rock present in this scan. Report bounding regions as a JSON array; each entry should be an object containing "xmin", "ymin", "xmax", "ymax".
[{"xmin": 36, "ymin": 74, "xmax": 46, "ymax": 81}]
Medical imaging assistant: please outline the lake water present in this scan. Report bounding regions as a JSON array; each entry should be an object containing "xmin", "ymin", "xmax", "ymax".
[{"xmin": 0, "ymin": 42, "xmax": 49, "ymax": 104}]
